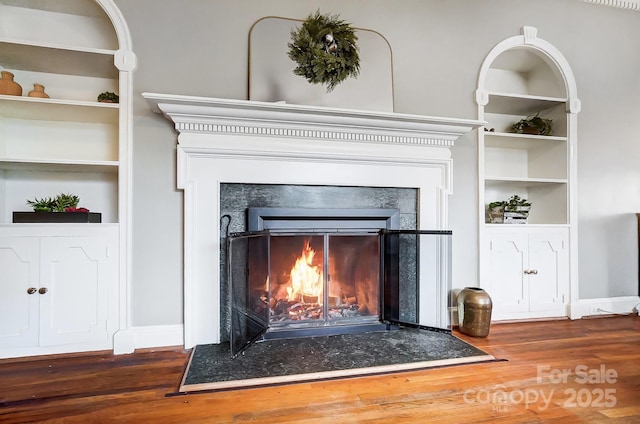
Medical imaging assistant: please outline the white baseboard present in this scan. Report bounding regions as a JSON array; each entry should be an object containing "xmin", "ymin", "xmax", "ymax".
[
  {"xmin": 0, "ymin": 341, "xmax": 113, "ymax": 360},
  {"xmin": 130, "ymin": 324, "xmax": 185, "ymax": 350},
  {"xmin": 568, "ymin": 296, "xmax": 640, "ymax": 319},
  {"xmin": 113, "ymin": 328, "xmax": 136, "ymax": 355}
]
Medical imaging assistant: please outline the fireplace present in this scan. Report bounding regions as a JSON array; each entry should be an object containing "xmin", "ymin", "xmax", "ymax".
[
  {"xmin": 227, "ymin": 205, "xmax": 455, "ymax": 356},
  {"xmin": 246, "ymin": 206, "xmax": 399, "ymax": 331},
  {"xmin": 256, "ymin": 233, "xmax": 381, "ymax": 326},
  {"xmin": 142, "ymin": 93, "xmax": 483, "ymax": 348},
  {"xmin": 228, "ymin": 207, "xmax": 397, "ymax": 354}
]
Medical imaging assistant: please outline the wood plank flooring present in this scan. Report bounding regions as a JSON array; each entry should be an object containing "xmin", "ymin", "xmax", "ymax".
[{"xmin": 1, "ymin": 315, "xmax": 638, "ymax": 423}]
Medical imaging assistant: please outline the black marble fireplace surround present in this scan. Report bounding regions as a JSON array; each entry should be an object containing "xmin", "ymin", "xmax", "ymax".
[
  {"xmin": 221, "ymin": 183, "xmax": 455, "ymax": 358},
  {"xmin": 219, "ymin": 183, "xmax": 418, "ymax": 344}
]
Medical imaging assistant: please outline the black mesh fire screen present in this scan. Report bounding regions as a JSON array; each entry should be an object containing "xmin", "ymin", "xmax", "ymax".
[{"xmin": 228, "ymin": 227, "xmax": 452, "ymax": 357}]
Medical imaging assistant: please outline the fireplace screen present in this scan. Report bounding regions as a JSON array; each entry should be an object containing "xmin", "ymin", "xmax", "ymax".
[
  {"xmin": 269, "ymin": 233, "xmax": 380, "ymax": 325},
  {"xmin": 229, "ymin": 227, "xmax": 453, "ymax": 357}
]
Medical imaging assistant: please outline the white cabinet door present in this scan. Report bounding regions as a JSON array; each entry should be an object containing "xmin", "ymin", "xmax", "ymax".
[
  {"xmin": 0, "ymin": 237, "xmax": 40, "ymax": 347},
  {"xmin": 486, "ymin": 232, "xmax": 528, "ymax": 314},
  {"xmin": 528, "ymin": 231, "xmax": 568, "ymax": 312},
  {"xmin": 38, "ymin": 236, "xmax": 113, "ymax": 347},
  {"xmin": 485, "ymin": 227, "xmax": 569, "ymax": 319}
]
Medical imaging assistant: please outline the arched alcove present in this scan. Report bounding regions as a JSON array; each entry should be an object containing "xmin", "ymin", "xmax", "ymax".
[
  {"xmin": 0, "ymin": 0, "xmax": 136, "ymax": 357},
  {"xmin": 475, "ymin": 27, "xmax": 581, "ymax": 322},
  {"xmin": 476, "ymin": 26, "xmax": 579, "ymax": 113}
]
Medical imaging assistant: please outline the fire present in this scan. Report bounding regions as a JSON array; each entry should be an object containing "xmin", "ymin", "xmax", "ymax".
[{"xmin": 287, "ymin": 240, "xmax": 323, "ymax": 302}]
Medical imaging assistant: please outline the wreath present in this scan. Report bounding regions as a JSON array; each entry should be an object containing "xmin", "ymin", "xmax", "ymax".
[{"xmin": 287, "ymin": 11, "xmax": 360, "ymax": 92}]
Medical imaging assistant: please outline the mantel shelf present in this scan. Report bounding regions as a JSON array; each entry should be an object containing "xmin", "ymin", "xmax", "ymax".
[{"xmin": 143, "ymin": 93, "xmax": 485, "ymax": 148}]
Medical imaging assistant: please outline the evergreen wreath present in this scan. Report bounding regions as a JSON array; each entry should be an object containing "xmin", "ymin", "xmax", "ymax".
[{"xmin": 287, "ymin": 11, "xmax": 360, "ymax": 92}]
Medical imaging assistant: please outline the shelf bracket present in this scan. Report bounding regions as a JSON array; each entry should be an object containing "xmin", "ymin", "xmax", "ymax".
[
  {"xmin": 522, "ymin": 26, "xmax": 538, "ymax": 44},
  {"xmin": 114, "ymin": 50, "xmax": 137, "ymax": 72}
]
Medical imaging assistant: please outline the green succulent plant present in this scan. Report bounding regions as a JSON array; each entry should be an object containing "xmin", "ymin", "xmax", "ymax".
[
  {"xmin": 97, "ymin": 91, "xmax": 119, "ymax": 103},
  {"xmin": 511, "ymin": 113, "xmax": 553, "ymax": 136},
  {"xmin": 27, "ymin": 193, "xmax": 80, "ymax": 212},
  {"xmin": 505, "ymin": 194, "xmax": 531, "ymax": 211}
]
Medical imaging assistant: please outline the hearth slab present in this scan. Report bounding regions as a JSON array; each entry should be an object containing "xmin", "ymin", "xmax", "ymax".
[{"xmin": 179, "ymin": 328, "xmax": 496, "ymax": 392}]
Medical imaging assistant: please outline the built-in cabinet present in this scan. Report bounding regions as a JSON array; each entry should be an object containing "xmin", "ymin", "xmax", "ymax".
[
  {"xmin": 476, "ymin": 27, "xmax": 580, "ymax": 320},
  {"xmin": 0, "ymin": 0, "xmax": 134, "ymax": 357},
  {"xmin": 0, "ymin": 226, "xmax": 118, "ymax": 355},
  {"xmin": 484, "ymin": 227, "xmax": 568, "ymax": 319}
]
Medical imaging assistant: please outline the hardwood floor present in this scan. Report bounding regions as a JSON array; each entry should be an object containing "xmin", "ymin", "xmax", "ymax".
[{"xmin": 1, "ymin": 316, "xmax": 639, "ymax": 423}]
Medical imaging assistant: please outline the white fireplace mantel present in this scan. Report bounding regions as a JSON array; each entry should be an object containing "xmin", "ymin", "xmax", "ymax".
[
  {"xmin": 144, "ymin": 93, "xmax": 482, "ymax": 148},
  {"xmin": 143, "ymin": 93, "xmax": 483, "ymax": 348}
]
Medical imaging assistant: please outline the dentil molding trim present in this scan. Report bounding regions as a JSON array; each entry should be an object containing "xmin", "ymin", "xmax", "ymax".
[
  {"xmin": 142, "ymin": 93, "xmax": 483, "ymax": 148},
  {"xmin": 581, "ymin": 0, "xmax": 640, "ymax": 11}
]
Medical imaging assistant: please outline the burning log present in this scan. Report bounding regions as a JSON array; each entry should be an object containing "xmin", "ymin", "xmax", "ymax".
[
  {"xmin": 265, "ymin": 291, "xmax": 370, "ymax": 322},
  {"xmin": 250, "ymin": 290, "xmax": 269, "ymax": 315},
  {"xmin": 270, "ymin": 300, "xmax": 324, "ymax": 321},
  {"xmin": 302, "ymin": 294, "xmax": 319, "ymax": 304},
  {"xmin": 343, "ymin": 296, "xmax": 357, "ymax": 305},
  {"xmin": 328, "ymin": 295, "xmax": 340, "ymax": 307},
  {"xmin": 328, "ymin": 305, "xmax": 359, "ymax": 318}
]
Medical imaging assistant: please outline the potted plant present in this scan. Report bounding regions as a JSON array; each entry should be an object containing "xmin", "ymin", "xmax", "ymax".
[
  {"xmin": 97, "ymin": 91, "xmax": 119, "ymax": 103},
  {"xmin": 27, "ymin": 193, "xmax": 80, "ymax": 212},
  {"xmin": 14, "ymin": 193, "xmax": 101, "ymax": 223},
  {"xmin": 511, "ymin": 113, "xmax": 552, "ymax": 136},
  {"xmin": 504, "ymin": 194, "xmax": 532, "ymax": 224},
  {"xmin": 487, "ymin": 195, "xmax": 532, "ymax": 224},
  {"xmin": 505, "ymin": 194, "xmax": 531, "ymax": 211},
  {"xmin": 487, "ymin": 200, "xmax": 506, "ymax": 223}
]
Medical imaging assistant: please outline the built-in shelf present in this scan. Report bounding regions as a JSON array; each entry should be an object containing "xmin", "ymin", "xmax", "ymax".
[
  {"xmin": 0, "ymin": 94, "xmax": 119, "ymax": 123},
  {"xmin": 0, "ymin": 158, "xmax": 119, "ymax": 173},
  {"xmin": 484, "ymin": 132, "xmax": 567, "ymax": 148},
  {"xmin": 485, "ymin": 92, "xmax": 567, "ymax": 115},
  {"xmin": 0, "ymin": 1, "xmax": 124, "ymax": 227},
  {"xmin": 485, "ymin": 177, "xmax": 568, "ymax": 186},
  {"xmin": 0, "ymin": 39, "xmax": 117, "ymax": 79}
]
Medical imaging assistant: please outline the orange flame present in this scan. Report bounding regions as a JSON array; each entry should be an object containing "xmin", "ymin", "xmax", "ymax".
[{"xmin": 287, "ymin": 240, "xmax": 323, "ymax": 302}]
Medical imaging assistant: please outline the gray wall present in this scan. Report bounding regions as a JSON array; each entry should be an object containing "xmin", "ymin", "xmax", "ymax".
[{"xmin": 114, "ymin": 0, "xmax": 640, "ymax": 326}]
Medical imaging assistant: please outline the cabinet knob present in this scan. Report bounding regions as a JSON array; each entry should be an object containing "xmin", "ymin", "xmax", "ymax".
[
  {"xmin": 27, "ymin": 287, "xmax": 37, "ymax": 295},
  {"xmin": 524, "ymin": 269, "xmax": 538, "ymax": 275},
  {"xmin": 38, "ymin": 287, "xmax": 48, "ymax": 295}
]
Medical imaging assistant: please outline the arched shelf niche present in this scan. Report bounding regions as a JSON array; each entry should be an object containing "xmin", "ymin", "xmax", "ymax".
[
  {"xmin": 475, "ymin": 26, "xmax": 581, "ymax": 321},
  {"xmin": 0, "ymin": 0, "xmax": 136, "ymax": 357},
  {"xmin": 476, "ymin": 26, "xmax": 579, "ymax": 112}
]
